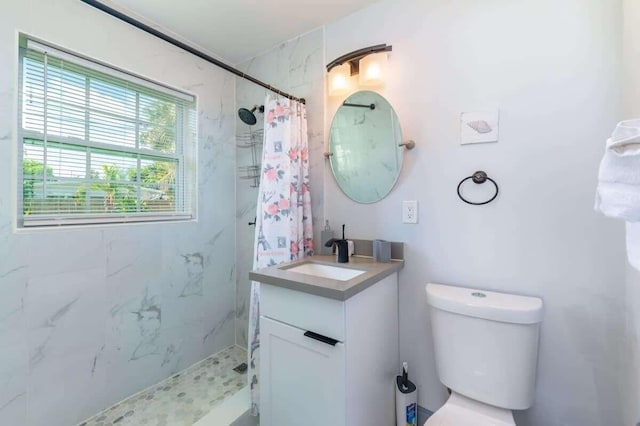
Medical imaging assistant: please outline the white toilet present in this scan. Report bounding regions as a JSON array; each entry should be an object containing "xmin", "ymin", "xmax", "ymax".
[{"xmin": 425, "ymin": 283, "xmax": 544, "ymax": 426}]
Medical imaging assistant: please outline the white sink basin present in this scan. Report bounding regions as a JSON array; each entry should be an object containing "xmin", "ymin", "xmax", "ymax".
[{"xmin": 285, "ymin": 263, "xmax": 366, "ymax": 281}]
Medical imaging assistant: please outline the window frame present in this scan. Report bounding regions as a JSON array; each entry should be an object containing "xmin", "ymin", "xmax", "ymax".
[{"xmin": 17, "ymin": 36, "xmax": 197, "ymax": 228}]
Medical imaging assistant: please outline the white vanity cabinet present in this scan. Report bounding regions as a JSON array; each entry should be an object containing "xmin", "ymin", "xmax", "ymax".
[
  {"xmin": 258, "ymin": 272, "xmax": 399, "ymax": 426},
  {"xmin": 260, "ymin": 317, "xmax": 346, "ymax": 425}
]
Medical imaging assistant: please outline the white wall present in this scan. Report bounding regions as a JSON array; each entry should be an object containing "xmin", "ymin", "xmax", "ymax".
[
  {"xmin": 235, "ymin": 29, "xmax": 325, "ymax": 347},
  {"xmin": 624, "ymin": 263, "xmax": 640, "ymax": 426},
  {"xmin": 623, "ymin": 1, "xmax": 640, "ymax": 424},
  {"xmin": 0, "ymin": 1, "xmax": 236, "ymax": 425},
  {"xmin": 623, "ymin": 0, "xmax": 640, "ymax": 119},
  {"xmin": 324, "ymin": 0, "xmax": 627, "ymax": 424}
]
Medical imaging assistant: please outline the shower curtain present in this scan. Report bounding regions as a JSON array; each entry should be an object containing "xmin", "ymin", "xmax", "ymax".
[{"xmin": 248, "ymin": 96, "xmax": 314, "ymax": 415}]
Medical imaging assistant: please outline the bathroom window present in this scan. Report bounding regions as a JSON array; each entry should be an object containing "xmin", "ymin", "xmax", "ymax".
[{"xmin": 18, "ymin": 36, "xmax": 197, "ymax": 227}]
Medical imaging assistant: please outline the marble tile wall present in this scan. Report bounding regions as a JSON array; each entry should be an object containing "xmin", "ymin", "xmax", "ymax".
[
  {"xmin": 234, "ymin": 29, "xmax": 325, "ymax": 347},
  {"xmin": 0, "ymin": 1, "xmax": 237, "ymax": 425}
]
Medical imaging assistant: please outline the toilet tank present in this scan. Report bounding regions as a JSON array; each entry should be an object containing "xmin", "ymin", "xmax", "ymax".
[{"xmin": 426, "ymin": 283, "xmax": 543, "ymax": 410}]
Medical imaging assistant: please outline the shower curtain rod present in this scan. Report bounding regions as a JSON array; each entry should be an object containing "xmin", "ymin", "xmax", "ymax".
[{"xmin": 79, "ymin": 0, "xmax": 306, "ymax": 104}]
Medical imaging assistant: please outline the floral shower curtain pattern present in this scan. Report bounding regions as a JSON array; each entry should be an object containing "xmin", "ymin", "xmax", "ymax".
[{"xmin": 248, "ymin": 96, "xmax": 314, "ymax": 415}]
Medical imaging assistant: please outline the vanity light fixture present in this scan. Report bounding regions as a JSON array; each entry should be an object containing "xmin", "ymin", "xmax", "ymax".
[{"xmin": 326, "ymin": 44, "xmax": 392, "ymax": 96}]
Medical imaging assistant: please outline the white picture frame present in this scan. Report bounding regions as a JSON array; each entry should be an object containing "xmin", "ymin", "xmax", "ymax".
[{"xmin": 460, "ymin": 110, "xmax": 500, "ymax": 145}]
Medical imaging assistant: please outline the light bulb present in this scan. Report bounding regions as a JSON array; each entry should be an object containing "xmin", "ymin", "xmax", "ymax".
[
  {"xmin": 359, "ymin": 52, "xmax": 388, "ymax": 87},
  {"xmin": 328, "ymin": 63, "xmax": 352, "ymax": 97}
]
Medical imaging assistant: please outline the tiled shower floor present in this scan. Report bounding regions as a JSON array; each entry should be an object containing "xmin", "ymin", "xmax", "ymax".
[{"xmin": 78, "ymin": 346, "xmax": 247, "ymax": 426}]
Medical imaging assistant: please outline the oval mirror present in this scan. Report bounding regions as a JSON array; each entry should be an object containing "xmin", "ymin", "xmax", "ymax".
[{"xmin": 329, "ymin": 91, "xmax": 403, "ymax": 203}]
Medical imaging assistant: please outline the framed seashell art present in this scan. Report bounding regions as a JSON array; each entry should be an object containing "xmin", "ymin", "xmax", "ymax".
[{"xmin": 460, "ymin": 110, "xmax": 500, "ymax": 145}]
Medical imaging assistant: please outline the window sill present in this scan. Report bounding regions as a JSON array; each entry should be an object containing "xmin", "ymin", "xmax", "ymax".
[{"xmin": 19, "ymin": 213, "xmax": 195, "ymax": 230}]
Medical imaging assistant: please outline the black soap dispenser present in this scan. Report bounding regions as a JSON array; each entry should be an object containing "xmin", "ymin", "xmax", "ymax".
[{"xmin": 324, "ymin": 224, "xmax": 349, "ymax": 263}]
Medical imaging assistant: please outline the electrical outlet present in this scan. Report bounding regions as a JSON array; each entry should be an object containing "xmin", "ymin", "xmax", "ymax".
[{"xmin": 402, "ymin": 200, "xmax": 418, "ymax": 224}]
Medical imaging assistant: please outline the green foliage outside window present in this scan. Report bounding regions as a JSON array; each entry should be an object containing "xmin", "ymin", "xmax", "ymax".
[
  {"xmin": 22, "ymin": 101, "xmax": 178, "ymax": 215},
  {"xmin": 22, "ymin": 159, "xmax": 54, "ymax": 216}
]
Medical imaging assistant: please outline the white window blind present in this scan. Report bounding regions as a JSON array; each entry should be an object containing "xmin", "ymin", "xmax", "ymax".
[{"xmin": 19, "ymin": 37, "xmax": 197, "ymax": 227}]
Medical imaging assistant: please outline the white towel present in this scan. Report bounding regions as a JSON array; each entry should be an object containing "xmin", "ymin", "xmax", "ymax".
[{"xmin": 595, "ymin": 119, "xmax": 640, "ymax": 221}]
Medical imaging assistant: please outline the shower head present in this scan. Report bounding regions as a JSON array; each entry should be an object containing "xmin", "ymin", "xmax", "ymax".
[
  {"xmin": 238, "ymin": 108, "xmax": 257, "ymax": 125},
  {"xmin": 238, "ymin": 105, "xmax": 264, "ymax": 126}
]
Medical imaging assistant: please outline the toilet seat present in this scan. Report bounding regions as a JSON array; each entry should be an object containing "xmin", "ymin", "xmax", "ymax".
[{"xmin": 425, "ymin": 392, "xmax": 516, "ymax": 426}]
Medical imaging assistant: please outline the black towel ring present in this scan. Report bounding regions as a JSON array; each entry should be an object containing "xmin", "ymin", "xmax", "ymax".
[{"xmin": 457, "ymin": 171, "xmax": 499, "ymax": 205}]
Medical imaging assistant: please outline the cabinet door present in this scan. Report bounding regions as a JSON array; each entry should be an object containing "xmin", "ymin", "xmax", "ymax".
[{"xmin": 260, "ymin": 316, "xmax": 346, "ymax": 426}]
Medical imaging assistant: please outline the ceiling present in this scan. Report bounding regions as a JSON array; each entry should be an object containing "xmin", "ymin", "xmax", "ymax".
[{"xmin": 104, "ymin": 0, "xmax": 381, "ymax": 64}]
